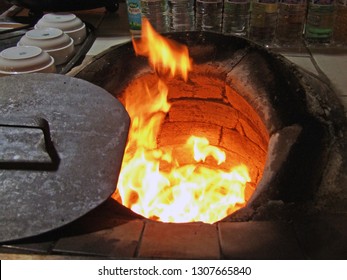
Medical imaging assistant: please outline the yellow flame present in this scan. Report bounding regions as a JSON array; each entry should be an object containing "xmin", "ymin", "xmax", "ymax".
[
  {"xmin": 113, "ymin": 20, "xmax": 251, "ymax": 223},
  {"xmin": 188, "ymin": 136, "xmax": 226, "ymax": 165},
  {"xmin": 132, "ymin": 18, "xmax": 192, "ymax": 81}
]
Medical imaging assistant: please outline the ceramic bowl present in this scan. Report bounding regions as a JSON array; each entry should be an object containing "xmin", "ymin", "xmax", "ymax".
[
  {"xmin": 35, "ymin": 13, "xmax": 86, "ymax": 45},
  {"xmin": 0, "ymin": 46, "xmax": 55, "ymax": 76},
  {"xmin": 18, "ymin": 28, "xmax": 74, "ymax": 65}
]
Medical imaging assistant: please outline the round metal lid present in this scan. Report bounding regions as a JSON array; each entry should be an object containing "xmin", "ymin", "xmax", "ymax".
[{"xmin": 0, "ymin": 73, "xmax": 129, "ymax": 242}]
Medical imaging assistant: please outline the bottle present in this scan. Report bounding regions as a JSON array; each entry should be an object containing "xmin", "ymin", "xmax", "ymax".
[
  {"xmin": 334, "ymin": 0, "xmax": 347, "ymax": 44},
  {"xmin": 140, "ymin": 0, "xmax": 170, "ymax": 33},
  {"xmin": 222, "ymin": 0, "xmax": 251, "ymax": 37},
  {"xmin": 195, "ymin": 0, "xmax": 224, "ymax": 32},
  {"xmin": 249, "ymin": 0, "xmax": 279, "ymax": 46},
  {"xmin": 305, "ymin": 0, "xmax": 336, "ymax": 44},
  {"xmin": 275, "ymin": 0, "xmax": 307, "ymax": 46},
  {"xmin": 168, "ymin": 0, "xmax": 195, "ymax": 31},
  {"xmin": 126, "ymin": 0, "xmax": 142, "ymax": 35}
]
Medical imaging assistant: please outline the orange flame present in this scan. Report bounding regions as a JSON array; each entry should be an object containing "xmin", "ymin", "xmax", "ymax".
[
  {"xmin": 132, "ymin": 18, "xmax": 192, "ymax": 81},
  {"xmin": 113, "ymin": 20, "xmax": 251, "ymax": 223}
]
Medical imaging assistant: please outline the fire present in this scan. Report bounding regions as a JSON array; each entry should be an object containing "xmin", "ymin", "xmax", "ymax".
[
  {"xmin": 113, "ymin": 19, "xmax": 251, "ymax": 223},
  {"xmin": 132, "ymin": 18, "xmax": 192, "ymax": 80}
]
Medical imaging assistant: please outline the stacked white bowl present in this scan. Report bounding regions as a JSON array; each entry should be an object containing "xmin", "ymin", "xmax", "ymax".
[
  {"xmin": 18, "ymin": 27, "xmax": 74, "ymax": 65},
  {"xmin": 35, "ymin": 13, "xmax": 87, "ymax": 45},
  {"xmin": 0, "ymin": 46, "xmax": 56, "ymax": 76},
  {"xmin": 0, "ymin": 13, "xmax": 86, "ymax": 76}
]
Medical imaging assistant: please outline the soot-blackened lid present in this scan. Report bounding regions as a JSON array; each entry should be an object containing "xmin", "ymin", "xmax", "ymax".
[{"xmin": 0, "ymin": 73, "xmax": 130, "ymax": 242}]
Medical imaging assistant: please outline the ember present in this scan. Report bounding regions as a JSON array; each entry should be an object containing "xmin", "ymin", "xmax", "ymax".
[{"xmin": 113, "ymin": 19, "xmax": 252, "ymax": 223}]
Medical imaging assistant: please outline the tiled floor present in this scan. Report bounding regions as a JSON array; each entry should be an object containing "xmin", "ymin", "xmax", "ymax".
[{"xmin": 1, "ymin": 211, "xmax": 347, "ymax": 259}]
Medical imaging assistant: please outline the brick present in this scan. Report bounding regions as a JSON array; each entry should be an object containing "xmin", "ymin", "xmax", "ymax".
[
  {"xmin": 225, "ymin": 85, "xmax": 269, "ymax": 145},
  {"xmin": 158, "ymin": 121, "xmax": 222, "ymax": 147},
  {"xmin": 238, "ymin": 118, "xmax": 268, "ymax": 151},
  {"xmin": 167, "ymin": 71, "xmax": 225, "ymax": 100},
  {"xmin": 220, "ymin": 128, "xmax": 267, "ymax": 169},
  {"xmin": 138, "ymin": 222, "xmax": 220, "ymax": 259},
  {"xmin": 218, "ymin": 221, "xmax": 304, "ymax": 259},
  {"xmin": 158, "ymin": 126, "xmax": 263, "ymax": 188},
  {"xmin": 53, "ymin": 219, "xmax": 144, "ymax": 258},
  {"xmin": 168, "ymin": 100, "xmax": 239, "ymax": 129},
  {"xmin": 225, "ymin": 52, "xmax": 283, "ymax": 134}
]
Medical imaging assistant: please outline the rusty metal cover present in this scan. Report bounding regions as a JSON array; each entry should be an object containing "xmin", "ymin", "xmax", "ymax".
[{"xmin": 0, "ymin": 73, "xmax": 129, "ymax": 242}]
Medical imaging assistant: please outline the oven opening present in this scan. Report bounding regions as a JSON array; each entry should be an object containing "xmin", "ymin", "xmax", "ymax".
[
  {"xmin": 109, "ymin": 20, "xmax": 268, "ymax": 223},
  {"xmin": 113, "ymin": 68, "xmax": 268, "ymax": 223}
]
